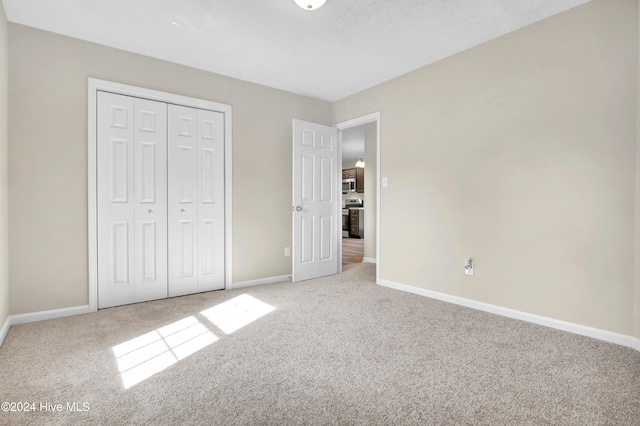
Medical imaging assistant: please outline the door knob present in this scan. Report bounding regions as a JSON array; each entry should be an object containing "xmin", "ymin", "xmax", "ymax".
[
  {"xmin": 181, "ymin": 209, "xmax": 186, "ymax": 214},
  {"xmin": 295, "ymin": 206, "xmax": 302, "ymax": 211},
  {"xmin": 148, "ymin": 209, "xmax": 154, "ymax": 214}
]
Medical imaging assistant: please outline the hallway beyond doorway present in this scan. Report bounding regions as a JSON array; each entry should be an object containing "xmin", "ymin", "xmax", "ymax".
[{"xmin": 342, "ymin": 238, "xmax": 364, "ymax": 271}]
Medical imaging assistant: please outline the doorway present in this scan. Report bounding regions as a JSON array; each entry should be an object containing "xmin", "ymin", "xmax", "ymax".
[
  {"xmin": 341, "ymin": 125, "xmax": 366, "ymax": 270},
  {"xmin": 336, "ymin": 112, "xmax": 380, "ymax": 280}
]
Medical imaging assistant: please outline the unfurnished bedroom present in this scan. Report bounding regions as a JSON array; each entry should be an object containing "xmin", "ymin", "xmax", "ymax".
[{"xmin": 0, "ymin": 0, "xmax": 639, "ymax": 424}]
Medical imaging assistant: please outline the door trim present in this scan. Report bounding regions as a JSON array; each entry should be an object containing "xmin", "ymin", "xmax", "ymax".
[
  {"xmin": 335, "ymin": 112, "xmax": 381, "ymax": 284},
  {"xmin": 88, "ymin": 78, "xmax": 233, "ymax": 312}
]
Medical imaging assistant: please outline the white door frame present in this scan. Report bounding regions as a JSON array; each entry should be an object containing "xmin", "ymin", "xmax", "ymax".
[
  {"xmin": 87, "ymin": 78, "xmax": 233, "ymax": 312},
  {"xmin": 336, "ymin": 111, "xmax": 381, "ymax": 284}
]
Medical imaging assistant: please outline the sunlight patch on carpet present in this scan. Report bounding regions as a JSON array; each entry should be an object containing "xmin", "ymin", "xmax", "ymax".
[
  {"xmin": 112, "ymin": 316, "xmax": 218, "ymax": 389},
  {"xmin": 201, "ymin": 294, "xmax": 275, "ymax": 334}
]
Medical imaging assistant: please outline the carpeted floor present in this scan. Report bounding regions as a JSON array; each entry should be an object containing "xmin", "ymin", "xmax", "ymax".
[{"xmin": 0, "ymin": 263, "xmax": 639, "ymax": 425}]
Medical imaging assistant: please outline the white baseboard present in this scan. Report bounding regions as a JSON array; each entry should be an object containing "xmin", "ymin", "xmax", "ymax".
[
  {"xmin": 231, "ymin": 275, "xmax": 291, "ymax": 290},
  {"xmin": 362, "ymin": 257, "xmax": 377, "ymax": 264},
  {"xmin": 379, "ymin": 279, "xmax": 640, "ymax": 353},
  {"xmin": 9, "ymin": 305, "xmax": 91, "ymax": 326},
  {"xmin": 0, "ymin": 315, "xmax": 10, "ymax": 347},
  {"xmin": 0, "ymin": 305, "xmax": 91, "ymax": 348}
]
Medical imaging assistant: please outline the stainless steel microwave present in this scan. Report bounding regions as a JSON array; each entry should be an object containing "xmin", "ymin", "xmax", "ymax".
[{"xmin": 342, "ymin": 178, "xmax": 357, "ymax": 194}]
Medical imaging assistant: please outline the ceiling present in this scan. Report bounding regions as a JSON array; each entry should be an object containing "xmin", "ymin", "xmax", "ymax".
[
  {"xmin": 342, "ymin": 125, "xmax": 365, "ymax": 164},
  {"xmin": 2, "ymin": 0, "xmax": 590, "ymax": 102}
]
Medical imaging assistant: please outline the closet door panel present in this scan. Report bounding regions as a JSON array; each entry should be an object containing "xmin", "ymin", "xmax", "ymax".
[
  {"xmin": 133, "ymin": 98, "xmax": 168, "ymax": 302},
  {"xmin": 98, "ymin": 92, "xmax": 136, "ymax": 308},
  {"xmin": 178, "ymin": 219, "xmax": 195, "ymax": 276},
  {"xmin": 96, "ymin": 87, "xmax": 227, "ymax": 309},
  {"xmin": 197, "ymin": 109, "xmax": 225, "ymax": 291},
  {"xmin": 168, "ymin": 105, "xmax": 225, "ymax": 296},
  {"xmin": 168, "ymin": 105, "xmax": 199, "ymax": 297},
  {"xmin": 98, "ymin": 92, "xmax": 168, "ymax": 308}
]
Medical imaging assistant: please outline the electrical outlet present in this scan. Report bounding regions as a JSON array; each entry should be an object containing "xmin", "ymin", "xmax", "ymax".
[
  {"xmin": 285, "ymin": 247, "xmax": 291, "ymax": 257},
  {"xmin": 464, "ymin": 258, "xmax": 474, "ymax": 276}
]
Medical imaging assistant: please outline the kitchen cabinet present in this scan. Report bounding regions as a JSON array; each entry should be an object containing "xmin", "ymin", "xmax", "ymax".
[
  {"xmin": 343, "ymin": 167, "xmax": 365, "ymax": 193},
  {"xmin": 356, "ymin": 168, "xmax": 364, "ymax": 193},
  {"xmin": 342, "ymin": 168, "xmax": 356, "ymax": 179},
  {"xmin": 349, "ymin": 208, "xmax": 364, "ymax": 239}
]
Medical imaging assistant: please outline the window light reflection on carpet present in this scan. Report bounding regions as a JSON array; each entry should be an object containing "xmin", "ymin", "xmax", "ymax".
[
  {"xmin": 112, "ymin": 316, "xmax": 218, "ymax": 389},
  {"xmin": 111, "ymin": 295, "xmax": 274, "ymax": 389},
  {"xmin": 200, "ymin": 294, "xmax": 275, "ymax": 334}
]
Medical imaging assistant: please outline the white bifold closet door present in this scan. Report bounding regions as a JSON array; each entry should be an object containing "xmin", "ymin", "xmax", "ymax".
[
  {"xmin": 97, "ymin": 92, "xmax": 168, "ymax": 308},
  {"xmin": 97, "ymin": 92, "xmax": 225, "ymax": 309},
  {"xmin": 168, "ymin": 105, "xmax": 225, "ymax": 296}
]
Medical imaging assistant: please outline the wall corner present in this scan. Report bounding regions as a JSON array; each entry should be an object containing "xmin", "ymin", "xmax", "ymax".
[
  {"xmin": 0, "ymin": 0, "xmax": 11, "ymax": 338},
  {"xmin": 634, "ymin": 0, "xmax": 640, "ymax": 340}
]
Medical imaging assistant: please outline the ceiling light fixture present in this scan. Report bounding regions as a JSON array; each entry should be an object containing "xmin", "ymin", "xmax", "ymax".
[
  {"xmin": 293, "ymin": 0, "xmax": 327, "ymax": 10},
  {"xmin": 355, "ymin": 157, "xmax": 365, "ymax": 168}
]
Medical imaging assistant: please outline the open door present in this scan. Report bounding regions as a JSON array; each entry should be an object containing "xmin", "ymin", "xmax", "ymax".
[{"xmin": 292, "ymin": 119, "xmax": 339, "ymax": 282}]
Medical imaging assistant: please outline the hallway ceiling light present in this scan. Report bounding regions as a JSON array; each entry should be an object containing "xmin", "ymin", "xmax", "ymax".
[
  {"xmin": 293, "ymin": 0, "xmax": 327, "ymax": 10},
  {"xmin": 355, "ymin": 157, "xmax": 365, "ymax": 168}
]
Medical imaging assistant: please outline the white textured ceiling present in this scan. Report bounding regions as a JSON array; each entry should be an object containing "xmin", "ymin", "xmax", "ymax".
[
  {"xmin": 342, "ymin": 125, "xmax": 365, "ymax": 164},
  {"xmin": 2, "ymin": 0, "xmax": 591, "ymax": 102}
]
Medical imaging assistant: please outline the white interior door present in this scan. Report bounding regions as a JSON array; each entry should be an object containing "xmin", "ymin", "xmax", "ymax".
[
  {"xmin": 168, "ymin": 104, "xmax": 225, "ymax": 296},
  {"xmin": 292, "ymin": 119, "xmax": 339, "ymax": 282},
  {"xmin": 97, "ymin": 92, "xmax": 168, "ymax": 308}
]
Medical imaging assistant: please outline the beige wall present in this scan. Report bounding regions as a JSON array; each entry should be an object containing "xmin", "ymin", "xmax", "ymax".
[
  {"xmin": 334, "ymin": 0, "xmax": 639, "ymax": 336},
  {"xmin": 636, "ymin": 0, "xmax": 640, "ymax": 340},
  {"xmin": 8, "ymin": 23, "xmax": 331, "ymax": 314},
  {"xmin": 0, "ymin": 3, "xmax": 8, "ymax": 327}
]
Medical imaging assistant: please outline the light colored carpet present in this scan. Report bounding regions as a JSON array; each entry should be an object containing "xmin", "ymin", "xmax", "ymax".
[{"xmin": 1, "ymin": 263, "xmax": 639, "ymax": 425}]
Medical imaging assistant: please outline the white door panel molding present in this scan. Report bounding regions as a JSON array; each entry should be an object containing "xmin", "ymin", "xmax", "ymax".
[{"xmin": 292, "ymin": 119, "xmax": 338, "ymax": 282}]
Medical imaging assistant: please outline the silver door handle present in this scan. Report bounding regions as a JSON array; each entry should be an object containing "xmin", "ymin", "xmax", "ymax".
[
  {"xmin": 181, "ymin": 209, "xmax": 186, "ymax": 214},
  {"xmin": 148, "ymin": 209, "xmax": 154, "ymax": 214},
  {"xmin": 294, "ymin": 206, "xmax": 302, "ymax": 211}
]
